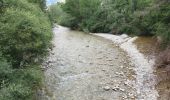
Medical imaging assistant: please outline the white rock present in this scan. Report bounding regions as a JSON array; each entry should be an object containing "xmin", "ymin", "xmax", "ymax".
[
  {"xmin": 128, "ymin": 93, "xmax": 134, "ymax": 97},
  {"xmin": 122, "ymin": 95, "xmax": 128, "ymax": 99},
  {"xmin": 112, "ymin": 85, "xmax": 119, "ymax": 91},
  {"xmin": 103, "ymin": 86, "xmax": 110, "ymax": 91},
  {"xmin": 102, "ymin": 69, "xmax": 106, "ymax": 71},
  {"xmin": 120, "ymin": 66, "xmax": 124, "ymax": 68},
  {"xmin": 119, "ymin": 88, "xmax": 125, "ymax": 92}
]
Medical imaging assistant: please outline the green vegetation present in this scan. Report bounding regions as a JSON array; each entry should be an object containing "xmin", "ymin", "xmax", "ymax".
[
  {"xmin": 49, "ymin": 0, "xmax": 170, "ymax": 45},
  {"xmin": 0, "ymin": 0, "xmax": 52, "ymax": 99},
  {"xmin": 48, "ymin": 0, "xmax": 153, "ymax": 33}
]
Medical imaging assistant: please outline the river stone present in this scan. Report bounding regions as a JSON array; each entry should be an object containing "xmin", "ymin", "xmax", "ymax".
[
  {"xmin": 122, "ymin": 95, "xmax": 128, "ymax": 99},
  {"xmin": 86, "ymin": 45, "xmax": 89, "ymax": 47},
  {"xmin": 120, "ymin": 66, "xmax": 124, "ymax": 68},
  {"xmin": 115, "ymin": 57, "xmax": 118, "ymax": 59},
  {"xmin": 119, "ymin": 88, "xmax": 125, "ymax": 92},
  {"xmin": 103, "ymin": 86, "xmax": 110, "ymax": 91}
]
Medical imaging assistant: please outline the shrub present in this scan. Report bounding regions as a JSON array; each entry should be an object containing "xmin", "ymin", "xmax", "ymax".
[
  {"xmin": 0, "ymin": 54, "xmax": 12, "ymax": 89},
  {"xmin": 0, "ymin": 83, "xmax": 32, "ymax": 100},
  {"xmin": 140, "ymin": 2, "xmax": 170, "ymax": 43},
  {"xmin": 0, "ymin": 0, "xmax": 52, "ymax": 67},
  {"xmin": 0, "ymin": 54, "xmax": 43, "ymax": 100},
  {"xmin": 0, "ymin": 0, "xmax": 51, "ymax": 99}
]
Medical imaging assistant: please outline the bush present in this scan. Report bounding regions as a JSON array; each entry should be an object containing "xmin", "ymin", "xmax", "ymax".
[
  {"xmin": 0, "ymin": 54, "xmax": 43, "ymax": 100},
  {"xmin": 0, "ymin": 0, "xmax": 52, "ymax": 67},
  {"xmin": 48, "ymin": 3, "xmax": 79, "ymax": 29},
  {"xmin": 136, "ymin": 2, "xmax": 170, "ymax": 43},
  {"xmin": 0, "ymin": 54, "xmax": 31, "ymax": 100},
  {"xmin": 0, "ymin": 0, "xmax": 52, "ymax": 99},
  {"xmin": 0, "ymin": 55, "xmax": 12, "ymax": 89},
  {"xmin": 153, "ymin": 3, "xmax": 170, "ymax": 44},
  {"xmin": 0, "ymin": 83, "xmax": 32, "ymax": 100}
]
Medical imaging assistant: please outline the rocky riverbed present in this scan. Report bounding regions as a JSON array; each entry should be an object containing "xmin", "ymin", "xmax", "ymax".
[{"xmin": 38, "ymin": 25, "xmax": 159, "ymax": 100}]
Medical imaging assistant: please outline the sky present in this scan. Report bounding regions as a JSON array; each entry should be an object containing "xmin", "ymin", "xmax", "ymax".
[{"xmin": 46, "ymin": 0, "xmax": 64, "ymax": 5}]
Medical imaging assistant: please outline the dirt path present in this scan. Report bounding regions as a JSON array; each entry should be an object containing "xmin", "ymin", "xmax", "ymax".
[{"xmin": 39, "ymin": 26, "xmax": 159, "ymax": 100}]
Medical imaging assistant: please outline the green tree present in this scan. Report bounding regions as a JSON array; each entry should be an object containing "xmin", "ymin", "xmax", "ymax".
[
  {"xmin": 61, "ymin": 0, "xmax": 101, "ymax": 30},
  {"xmin": 27, "ymin": 0, "xmax": 46, "ymax": 11}
]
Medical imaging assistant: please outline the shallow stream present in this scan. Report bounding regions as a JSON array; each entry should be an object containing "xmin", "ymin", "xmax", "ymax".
[{"xmin": 38, "ymin": 26, "xmax": 168, "ymax": 100}]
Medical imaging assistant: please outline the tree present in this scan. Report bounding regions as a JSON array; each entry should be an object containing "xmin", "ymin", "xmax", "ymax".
[
  {"xmin": 27, "ymin": 0, "xmax": 46, "ymax": 11},
  {"xmin": 61, "ymin": 0, "xmax": 101, "ymax": 30}
]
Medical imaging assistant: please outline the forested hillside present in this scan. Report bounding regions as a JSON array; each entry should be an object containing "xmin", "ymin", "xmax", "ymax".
[{"xmin": 0, "ymin": 0, "xmax": 52, "ymax": 99}]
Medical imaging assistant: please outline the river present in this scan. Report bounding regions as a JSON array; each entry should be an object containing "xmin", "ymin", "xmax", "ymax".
[{"xmin": 38, "ymin": 25, "xmax": 161, "ymax": 100}]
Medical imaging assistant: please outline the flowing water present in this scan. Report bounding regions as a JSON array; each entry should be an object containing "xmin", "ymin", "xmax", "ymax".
[{"xmin": 38, "ymin": 26, "xmax": 162, "ymax": 100}]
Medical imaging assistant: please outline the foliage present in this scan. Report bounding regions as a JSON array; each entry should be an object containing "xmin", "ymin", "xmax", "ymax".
[
  {"xmin": 48, "ymin": 0, "xmax": 170, "ymax": 46},
  {"xmin": 0, "ymin": 0, "xmax": 52, "ymax": 67},
  {"xmin": 152, "ymin": 3, "xmax": 170, "ymax": 44},
  {"xmin": 0, "ymin": 0, "xmax": 51, "ymax": 99},
  {"xmin": 49, "ymin": 0, "xmax": 153, "ymax": 33},
  {"xmin": 49, "ymin": 0, "xmax": 103, "ymax": 31},
  {"xmin": 48, "ymin": 3, "xmax": 75, "ymax": 28},
  {"xmin": 48, "ymin": 3, "xmax": 64, "ymax": 23},
  {"xmin": 27, "ymin": 0, "xmax": 46, "ymax": 11},
  {"xmin": 0, "ymin": 60, "xmax": 43, "ymax": 100}
]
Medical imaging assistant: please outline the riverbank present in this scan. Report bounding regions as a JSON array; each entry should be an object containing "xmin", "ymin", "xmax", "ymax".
[
  {"xmin": 134, "ymin": 37, "xmax": 170, "ymax": 100},
  {"xmin": 95, "ymin": 33, "xmax": 170, "ymax": 100},
  {"xmin": 94, "ymin": 34, "xmax": 159, "ymax": 99}
]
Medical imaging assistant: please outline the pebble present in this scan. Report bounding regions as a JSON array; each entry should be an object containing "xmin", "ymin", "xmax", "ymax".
[
  {"xmin": 119, "ymin": 88, "xmax": 125, "ymax": 92},
  {"xmin": 124, "ymin": 80, "xmax": 131, "ymax": 86},
  {"xmin": 79, "ymin": 61, "xmax": 83, "ymax": 63},
  {"xmin": 120, "ymin": 66, "xmax": 124, "ymax": 68},
  {"xmin": 103, "ymin": 86, "xmax": 110, "ymax": 91},
  {"xmin": 115, "ymin": 72, "xmax": 124, "ymax": 76},
  {"xmin": 128, "ymin": 93, "xmax": 134, "ymax": 98},
  {"xmin": 51, "ymin": 52, "xmax": 55, "ymax": 55},
  {"xmin": 124, "ymin": 82, "xmax": 128, "ymax": 86},
  {"xmin": 107, "ymin": 59, "xmax": 113, "ymax": 61},
  {"xmin": 109, "ymin": 64, "xmax": 114, "ymax": 66},
  {"xmin": 130, "ymin": 96, "xmax": 135, "ymax": 99},
  {"xmin": 89, "ymin": 62, "xmax": 93, "ymax": 65},
  {"xmin": 112, "ymin": 87, "xmax": 118, "ymax": 91},
  {"xmin": 112, "ymin": 85, "xmax": 119, "ymax": 91},
  {"xmin": 122, "ymin": 95, "xmax": 128, "ymax": 99},
  {"xmin": 97, "ymin": 57, "xmax": 102, "ymax": 59},
  {"xmin": 98, "ymin": 51, "xmax": 102, "ymax": 53},
  {"xmin": 115, "ymin": 57, "xmax": 118, "ymax": 59}
]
